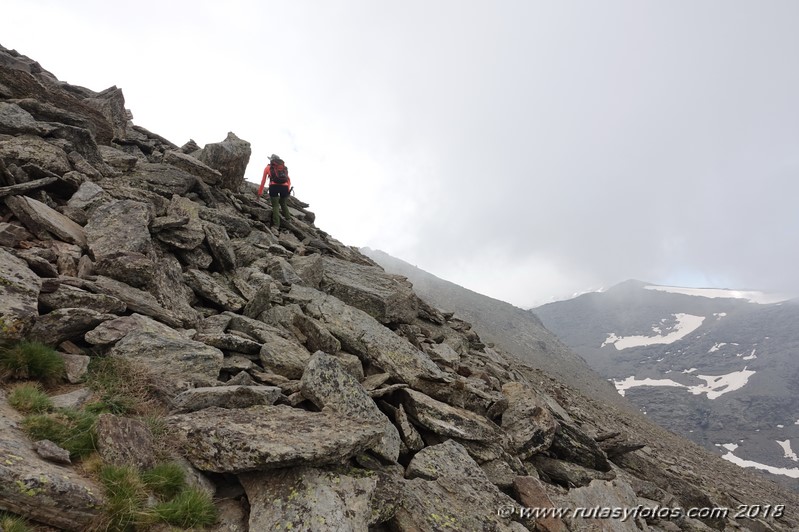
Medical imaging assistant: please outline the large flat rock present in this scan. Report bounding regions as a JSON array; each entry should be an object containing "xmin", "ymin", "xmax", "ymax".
[
  {"xmin": 167, "ymin": 405, "xmax": 382, "ymax": 473},
  {"xmin": 5, "ymin": 195, "xmax": 87, "ymax": 248},
  {"xmin": 109, "ymin": 330, "xmax": 223, "ymax": 393}
]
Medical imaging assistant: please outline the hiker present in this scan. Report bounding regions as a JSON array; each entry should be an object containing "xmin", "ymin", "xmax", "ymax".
[{"xmin": 257, "ymin": 154, "xmax": 292, "ymax": 230}]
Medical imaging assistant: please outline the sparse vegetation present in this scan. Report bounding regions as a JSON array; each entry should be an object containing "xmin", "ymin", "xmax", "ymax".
[
  {"xmin": 99, "ymin": 463, "xmax": 217, "ymax": 531},
  {"xmin": 99, "ymin": 464, "xmax": 151, "ymax": 531},
  {"xmin": 86, "ymin": 357, "xmax": 168, "ymax": 418},
  {"xmin": 141, "ymin": 462, "xmax": 187, "ymax": 500},
  {"xmin": 8, "ymin": 382, "xmax": 53, "ymax": 413},
  {"xmin": 152, "ymin": 488, "xmax": 218, "ymax": 528},
  {"xmin": 0, "ymin": 512, "xmax": 32, "ymax": 532},
  {"xmin": 21, "ymin": 408, "xmax": 97, "ymax": 459},
  {"xmin": 0, "ymin": 340, "xmax": 64, "ymax": 383}
]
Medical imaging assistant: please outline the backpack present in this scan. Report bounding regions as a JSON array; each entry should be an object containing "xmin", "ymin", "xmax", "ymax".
[{"xmin": 270, "ymin": 162, "xmax": 289, "ymax": 184}]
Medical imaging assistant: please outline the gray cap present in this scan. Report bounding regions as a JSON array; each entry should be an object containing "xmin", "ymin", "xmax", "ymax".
[{"xmin": 269, "ymin": 154, "xmax": 281, "ymax": 162}]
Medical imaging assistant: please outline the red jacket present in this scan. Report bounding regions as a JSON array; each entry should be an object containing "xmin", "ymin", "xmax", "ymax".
[{"xmin": 257, "ymin": 163, "xmax": 291, "ymax": 196}]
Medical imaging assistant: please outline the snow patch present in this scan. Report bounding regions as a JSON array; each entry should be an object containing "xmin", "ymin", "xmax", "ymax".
[
  {"xmin": 777, "ymin": 440, "xmax": 798, "ymax": 462},
  {"xmin": 688, "ymin": 368, "xmax": 756, "ymax": 400},
  {"xmin": 602, "ymin": 314, "xmax": 705, "ymax": 350},
  {"xmin": 644, "ymin": 285, "xmax": 789, "ymax": 304},
  {"xmin": 613, "ymin": 376, "xmax": 685, "ymax": 397},
  {"xmin": 709, "ymin": 342, "xmax": 726, "ymax": 353},
  {"xmin": 614, "ymin": 367, "xmax": 756, "ymax": 399},
  {"xmin": 721, "ymin": 452, "xmax": 799, "ymax": 479},
  {"xmin": 742, "ymin": 348, "xmax": 757, "ymax": 361}
]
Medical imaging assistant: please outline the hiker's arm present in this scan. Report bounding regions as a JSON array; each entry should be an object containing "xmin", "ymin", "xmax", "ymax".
[{"xmin": 257, "ymin": 165, "xmax": 270, "ymax": 196}]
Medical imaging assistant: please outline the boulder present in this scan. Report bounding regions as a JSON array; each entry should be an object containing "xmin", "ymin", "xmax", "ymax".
[
  {"xmin": 549, "ymin": 478, "xmax": 645, "ymax": 532},
  {"xmin": 0, "ymin": 101, "xmax": 54, "ymax": 135},
  {"xmin": 501, "ymin": 381, "xmax": 559, "ymax": 459},
  {"xmin": 38, "ymin": 284, "xmax": 126, "ymax": 314},
  {"xmin": 109, "ymin": 330, "xmax": 223, "ymax": 393},
  {"xmin": 513, "ymin": 476, "xmax": 567, "ymax": 532},
  {"xmin": 33, "ymin": 439, "xmax": 71, "ymax": 465},
  {"xmin": 91, "ymin": 275, "xmax": 184, "ymax": 328},
  {"xmin": 84, "ymin": 313, "xmax": 181, "ymax": 346},
  {"xmin": 163, "ymin": 149, "xmax": 221, "ymax": 185},
  {"xmin": 395, "ymin": 403, "xmax": 425, "ymax": 452},
  {"xmin": 170, "ymin": 385, "xmax": 282, "ymax": 413},
  {"xmin": 258, "ymin": 329, "xmax": 312, "ymax": 379},
  {"xmin": 29, "ymin": 307, "xmax": 116, "ymax": 346},
  {"xmin": 203, "ymin": 222, "xmax": 236, "ymax": 271},
  {"xmin": 0, "ymin": 221, "xmax": 31, "ymax": 247},
  {"xmin": 294, "ymin": 286, "xmax": 446, "ymax": 388},
  {"xmin": 197, "ymin": 132, "xmax": 251, "ymax": 191},
  {"xmin": 530, "ymin": 455, "xmax": 616, "ymax": 488},
  {"xmin": 95, "ymin": 413, "xmax": 157, "ymax": 470},
  {"xmin": 0, "ymin": 248, "xmax": 41, "ymax": 341},
  {"xmin": 60, "ymin": 353, "xmax": 90, "ymax": 384},
  {"xmin": 184, "ymin": 269, "xmax": 245, "ymax": 312},
  {"xmin": 84, "ymin": 199, "xmax": 153, "ymax": 260},
  {"xmin": 0, "ymin": 134, "xmax": 71, "ymax": 175},
  {"xmin": 401, "ymin": 388, "xmax": 501, "ymax": 442},
  {"xmin": 549, "ymin": 419, "xmax": 612, "ymax": 472},
  {"xmin": 316, "ymin": 256, "xmax": 419, "ymax": 324},
  {"xmin": 300, "ymin": 352, "xmax": 401, "ymax": 462},
  {"xmin": 195, "ymin": 332, "xmax": 261, "ymax": 354},
  {"xmin": 167, "ymin": 405, "xmax": 382, "ymax": 473},
  {"xmin": 393, "ymin": 440, "xmax": 528, "ymax": 531},
  {"xmin": 240, "ymin": 467, "xmax": 379, "ymax": 532},
  {"xmin": 5, "ymin": 194, "xmax": 87, "ymax": 247}
]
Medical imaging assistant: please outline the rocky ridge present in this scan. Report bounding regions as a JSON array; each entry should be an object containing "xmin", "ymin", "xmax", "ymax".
[{"xmin": 1, "ymin": 44, "xmax": 798, "ymax": 531}]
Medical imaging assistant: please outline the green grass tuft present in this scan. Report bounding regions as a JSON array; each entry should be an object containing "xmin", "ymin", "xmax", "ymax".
[
  {"xmin": 153, "ymin": 488, "xmax": 218, "ymax": 528},
  {"xmin": 8, "ymin": 382, "xmax": 53, "ymax": 413},
  {"xmin": 142, "ymin": 462, "xmax": 187, "ymax": 500},
  {"xmin": 99, "ymin": 464, "xmax": 151, "ymax": 532},
  {"xmin": 0, "ymin": 512, "xmax": 32, "ymax": 532},
  {"xmin": 21, "ymin": 408, "xmax": 97, "ymax": 459},
  {"xmin": 0, "ymin": 340, "xmax": 64, "ymax": 383}
]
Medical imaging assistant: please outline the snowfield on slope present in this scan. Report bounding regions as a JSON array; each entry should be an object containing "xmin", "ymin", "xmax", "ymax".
[
  {"xmin": 614, "ymin": 367, "xmax": 756, "ymax": 400},
  {"xmin": 602, "ymin": 313, "xmax": 705, "ymax": 350}
]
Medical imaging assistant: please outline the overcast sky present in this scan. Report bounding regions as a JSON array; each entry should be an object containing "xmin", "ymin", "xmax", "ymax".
[{"xmin": 5, "ymin": 0, "xmax": 799, "ymax": 307}]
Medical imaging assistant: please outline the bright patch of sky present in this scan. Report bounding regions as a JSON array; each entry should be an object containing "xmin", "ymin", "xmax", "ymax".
[
  {"xmin": 602, "ymin": 313, "xmax": 704, "ymax": 350},
  {"xmin": 644, "ymin": 285, "xmax": 790, "ymax": 304},
  {"xmin": 614, "ymin": 367, "xmax": 756, "ymax": 400}
]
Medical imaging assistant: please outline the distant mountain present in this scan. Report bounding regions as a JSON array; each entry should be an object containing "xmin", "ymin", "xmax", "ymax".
[
  {"xmin": 361, "ymin": 249, "xmax": 633, "ymax": 409},
  {"xmin": 534, "ymin": 280, "xmax": 799, "ymax": 491}
]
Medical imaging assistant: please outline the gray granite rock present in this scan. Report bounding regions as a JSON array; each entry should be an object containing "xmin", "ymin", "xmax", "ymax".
[{"xmin": 167, "ymin": 405, "xmax": 382, "ymax": 473}]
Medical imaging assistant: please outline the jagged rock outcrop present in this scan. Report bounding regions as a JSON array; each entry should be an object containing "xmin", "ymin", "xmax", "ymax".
[{"xmin": 1, "ymin": 43, "xmax": 797, "ymax": 532}]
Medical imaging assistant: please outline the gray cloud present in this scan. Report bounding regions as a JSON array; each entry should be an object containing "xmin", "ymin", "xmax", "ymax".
[{"xmin": 5, "ymin": 0, "xmax": 798, "ymax": 306}]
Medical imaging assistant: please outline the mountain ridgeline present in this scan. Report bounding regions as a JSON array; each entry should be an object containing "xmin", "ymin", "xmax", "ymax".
[{"xmin": 1, "ymin": 44, "xmax": 798, "ymax": 531}]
